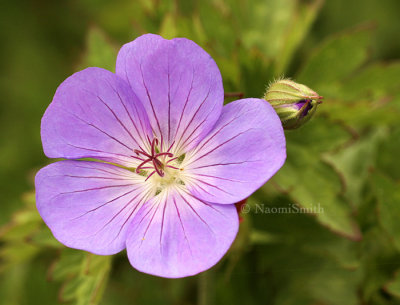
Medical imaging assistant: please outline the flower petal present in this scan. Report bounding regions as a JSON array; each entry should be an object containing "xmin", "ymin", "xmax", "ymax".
[
  {"xmin": 41, "ymin": 67, "xmax": 152, "ymax": 167},
  {"xmin": 125, "ymin": 187, "xmax": 238, "ymax": 278},
  {"xmin": 184, "ymin": 98, "xmax": 286, "ymax": 204},
  {"xmin": 35, "ymin": 160, "xmax": 150, "ymax": 255},
  {"xmin": 116, "ymin": 34, "xmax": 223, "ymax": 153}
]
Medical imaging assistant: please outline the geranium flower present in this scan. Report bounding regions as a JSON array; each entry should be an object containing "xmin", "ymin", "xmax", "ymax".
[{"xmin": 35, "ymin": 34, "xmax": 286, "ymax": 278}]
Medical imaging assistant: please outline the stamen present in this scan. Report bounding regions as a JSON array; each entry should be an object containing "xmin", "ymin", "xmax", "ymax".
[
  {"xmin": 160, "ymin": 134, "xmax": 164, "ymax": 152},
  {"xmin": 154, "ymin": 152, "xmax": 173, "ymax": 158},
  {"xmin": 153, "ymin": 159, "xmax": 164, "ymax": 177},
  {"xmin": 153, "ymin": 158, "xmax": 163, "ymax": 169},
  {"xmin": 131, "ymin": 155, "xmax": 145, "ymax": 161},
  {"xmin": 134, "ymin": 149, "xmax": 151, "ymax": 159},
  {"xmin": 136, "ymin": 158, "xmax": 152, "ymax": 173},
  {"xmin": 166, "ymin": 157, "xmax": 178, "ymax": 164},
  {"xmin": 151, "ymin": 138, "xmax": 158, "ymax": 156},
  {"xmin": 133, "ymin": 137, "xmax": 180, "ymax": 180},
  {"xmin": 145, "ymin": 171, "xmax": 156, "ymax": 181}
]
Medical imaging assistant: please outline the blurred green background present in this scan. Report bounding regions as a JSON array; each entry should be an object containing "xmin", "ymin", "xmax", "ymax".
[{"xmin": 1, "ymin": 0, "xmax": 400, "ymax": 304}]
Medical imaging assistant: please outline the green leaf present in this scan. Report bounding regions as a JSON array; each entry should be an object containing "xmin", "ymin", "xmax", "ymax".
[
  {"xmin": 245, "ymin": 195, "xmax": 361, "ymax": 305},
  {"xmin": 360, "ymin": 227, "xmax": 400, "ymax": 304},
  {"xmin": 79, "ymin": 26, "xmax": 118, "ymax": 72},
  {"xmin": 385, "ymin": 271, "xmax": 400, "ymax": 299},
  {"xmin": 320, "ymin": 98, "xmax": 400, "ymax": 128},
  {"xmin": 274, "ymin": 258, "xmax": 361, "ymax": 305},
  {"xmin": 274, "ymin": 0, "xmax": 323, "ymax": 75},
  {"xmin": 0, "ymin": 243, "xmax": 40, "ymax": 273},
  {"xmin": 323, "ymin": 128, "xmax": 387, "ymax": 208},
  {"xmin": 374, "ymin": 173, "xmax": 400, "ymax": 253},
  {"xmin": 250, "ymin": 193, "xmax": 360, "ymax": 269},
  {"xmin": 0, "ymin": 192, "xmax": 61, "ymax": 271},
  {"xmin": 240, "ymin": 0, "xmax": 296, "ymax": 59},
  {"xmin": 272, "ymin": 118, "xmax": 361, "ymax": 239},
  {"xmin": 320, "ymin": 62, "xmax": 400, "ymax": 127},
  {"xmin": 297, "ymin": 24, "xmax": 372, "ymax": 92},
  {"xmin": 51, "ymin": 249, "xmax": 84, "ymax": 282},
  {"xmin": 0, "ymin": 208, "xmax": 41, "ymax": 242},
  {"xmin": 274, "ymin": 153, "xmax": 361, "ymax": 240},
  {"xmin": 377, "ymin": 127, "xmax": 400, "ymax": 181},
  {"xmin": 51, "ymin": 249, "xmax": 112, "ymax": 305},
  {"xmin": 337, "ymin": 61, "xmax": 400, "ymax": 101},
  {"xmin": 283, "ymin": 116, "xmax": 351, "ymax": 153}
]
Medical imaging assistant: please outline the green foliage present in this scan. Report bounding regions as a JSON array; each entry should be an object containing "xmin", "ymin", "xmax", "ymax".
[
  {"xmin": 297, "ymin": 24, "xmax": 372, "ymax": 91},
  {"xmin": 1, "ymin": 0, "xmax": 400, "ymax": 304},
  {"xmin": 273, "ymin": 0, "xmax": 324, "ymax": 75},
  {"xmin": 50, "ymin": 250, "xmax": 112, "ymax": 305},
  {"xmin": 374, "ymin": 174, "xmax": 400, "ymax": 252},
  {"xmin": 386, "ymin": 271, "xmax": 400, "ymax": 299},
  {"xmin": 323, "ymin": 128, "xmax": 387, "ymax": 209},
  {"xmin": 78, "ymin": 27, "xmax": 118, "ymax": 72},
  {"xmin": 272, "ymin": 117, "xmax": 361, "ymax": 239},
  {"xmin": 0, "ymin": 192, "xmax": 61, "ymax": 272}
]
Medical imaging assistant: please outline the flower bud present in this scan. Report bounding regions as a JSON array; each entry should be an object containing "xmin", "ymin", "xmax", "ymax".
[{"xmin": 263, "ymin": 79, "xmax": 323, "ymax": 130}]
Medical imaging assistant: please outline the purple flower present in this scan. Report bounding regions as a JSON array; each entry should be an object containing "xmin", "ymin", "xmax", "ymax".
[{"xmin": 35, "ymin": 34, "xmax": 286, "ymax": 278}]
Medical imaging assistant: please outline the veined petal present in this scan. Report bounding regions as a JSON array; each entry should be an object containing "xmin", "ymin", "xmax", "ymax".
[
  {"xmin": 116, "ymin": 34, "xmax": 223, "ymax": 153},
  {"xmin": 41, "ymin": 67, "xmax": 152, "ymax": 167},
  {"xmin": 125, "ymin": 187, "xmax": 238, "ymax": 278},
  {"xmin": 183, "ymin": 98, "xmax": 286, "ymax": 204},
  {"xmin": 35, "ymin": 161, "xmax": 151, "ymax": 255}
]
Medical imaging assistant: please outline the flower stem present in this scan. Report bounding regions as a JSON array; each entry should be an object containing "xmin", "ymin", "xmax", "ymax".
[{"xmin": 197, "ymin": 270, "xmax": 214, "ymax": 305}]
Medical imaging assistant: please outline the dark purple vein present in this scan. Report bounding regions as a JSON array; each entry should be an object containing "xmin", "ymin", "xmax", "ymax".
[
  {"xmin": 172, "ymin": 197, "xmax": 193, "ymax": 256},
  {"xmin": 66, "ymin": 111, "xmax": 134, "ymax": 151},
  {"xmin": 159, "ymin": 198, "xmax": 168, "ymax": 250},
  {"xmin": 95, "ymin": 191, "xmax": 143, "ymax": 236},
  {"xmin": 139, "ymin": 63, "xmax": 163, "ymax": 138},
  {"xmin": 113, "ymin": 189, "xmax": 152, "ymax": 242},
  {"xmin": 175, "ymin": 87, "xmax": 212, "ymax": 150},
  {"xmin": 178, "ymin": 193, "xmax": 215, "ymax": 236},
  {"xmin": 58, "ymin": 184, "xmax": 133, "ymax": 196},
  {"xmin": 190, "ymin": 160, "xmax": 262, "ymax": 170},
  {"xmin": 103, "ymin": 81, "xmax": 148, "ymax": 151},
  {"xmin": 173, "ymin": 68, "xmax": 194, "ymax": 141},
  {"xmin": 73, "ymin": 188, "xmax": 138, "ymax": 220},
  {"xmin": 194, "ymin": 178, "xmax": 233, "ymax": 196},
  {"xmin": 74, "ymin": 165, "xmax": 133, "ymax": 178},
  {"xmin": 188, "ymin": 107, "xmax": 255, "ymax": 158},
  {"xmin": 167, "ymin": 55, "xmax": 171, "ymax": 144},
  {"xmin": 95, "ymin": 94, "xmax": 144, "ymax": 150},
  {"xmin": 194, "ymin": 173, "xmax": 247, "ymax": 183},
  {"xmin": 184, "ymin": 191, "xmax": 226, "ymax": 218},
  {"xmin": 187, "ymin": 128, "xmax": 255, "ymax": 166}
]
